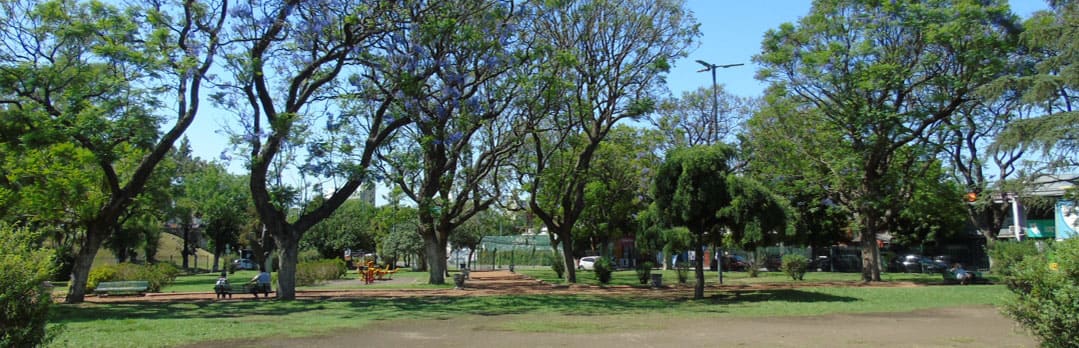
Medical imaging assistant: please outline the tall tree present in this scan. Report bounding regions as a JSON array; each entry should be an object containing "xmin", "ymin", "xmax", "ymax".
[
  {"xmin": 938, "ymin": 91, "xmax": 1026, "ymax": 245},
  {"xmin": 755, "ymin": 0, "xmax": 1020, "ymax": 281},
  {"xmin": 575, "ymin": 126, "xmax": 657, "ymax": 258},
  {"xmin": 375, "ymin": 0, "xmax": 529, "ymax": 284},
  {"xmin": 520, "ymin": 0, "xmax": 698, "ymax": 283},
  {"xmin": 742, "ymin": 92, "xmax": 850, "ymax": 249},
  {"xmin": 301, "ymin": 198, "xmax": 378, "ymax": 260},
  {"xmin": 183, "ymin": 157, "xmax": 249, "ymax": 272},
  {"xmin": 653, "ymin": 86, "xmax": 754, "ymax": 151},
  {"xmin": 218, "ymin": 0, "xmax": 404, "ymax": 299},
  {"xmin": 167, "ymin": 139, "xmax": 206, "ymax": 269},
  {"xmin": 991, "ymin": 1, "xmax": 1078, "ymax": 173},
  {"xmin": 654, "ymin": 144, "xmax": 729, "ymax": 298},
  {"xmin": 0, "ymin": 0, "xmax": 226, "ymax": 303}
]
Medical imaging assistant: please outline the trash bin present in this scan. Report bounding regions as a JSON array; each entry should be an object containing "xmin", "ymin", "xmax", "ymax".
[
  {"xmin": 453, "ymin": 274, "xmax": 466, "ymax": 289},
  {"xmin": 651, "ymin": 274, "xmax": 663, "ymax": 288}
]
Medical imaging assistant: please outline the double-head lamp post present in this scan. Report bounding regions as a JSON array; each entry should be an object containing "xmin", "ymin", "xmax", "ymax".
[{"xmin": 695, "ymin": 59, "xmax": 743, "ymax": 285}]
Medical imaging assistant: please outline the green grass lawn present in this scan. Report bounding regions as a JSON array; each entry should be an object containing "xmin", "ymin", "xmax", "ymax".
[{"xmin": 46, "ymin": 271, "xmax": 1013, "ymax": 347}]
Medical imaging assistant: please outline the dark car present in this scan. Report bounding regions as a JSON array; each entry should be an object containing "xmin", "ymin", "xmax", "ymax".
[
  {"xmin": 895, "ymin": 254, "xmax": 946, "ymax": 273},
  {"xmin": 720, "ymin": 255, "xmax": 749, "ymax": 271},
  {"xmin": 764, "ymin": 255, "xmax": 783, "ymax": 272},
  {"xmin": 809, "ymin": 256, "xmax": 831, "ymax": 271}
]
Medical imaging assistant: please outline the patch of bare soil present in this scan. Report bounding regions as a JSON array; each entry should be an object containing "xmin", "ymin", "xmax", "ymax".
[{"xmin": 233, "ymin": 306, "xmax": 1036, "ymax": 348}]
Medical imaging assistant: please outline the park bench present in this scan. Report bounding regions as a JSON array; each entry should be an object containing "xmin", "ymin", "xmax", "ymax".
[
  {"xmin": 214, "ymin": 282, "xmax": 273, "ymax": 299},
  {"xmin": 94, "ymin": 280, "xmax": 150, "ymax": 296}
]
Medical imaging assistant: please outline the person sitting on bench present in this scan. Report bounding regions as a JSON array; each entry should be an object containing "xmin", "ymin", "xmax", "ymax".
[
  {"xmin": 950, "ymin": 263, "xmax": 974, "ymax": 285},
  {"xmin": 214, "ymin": 272, "xmax": 231, "ymax": 299},
  {"xmin": 249, "ymin": 266, "xmax": 272, "ymax": 298}
]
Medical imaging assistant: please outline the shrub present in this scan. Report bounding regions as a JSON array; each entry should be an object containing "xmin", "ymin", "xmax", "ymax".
[
  {"xmin": 1001, "ymin": 239, "xmax": 1078, "ymax": 348},
  {"xmin": 549, "ymin": 254, "xmax": 565, "ymax": 279},
  {"xmin": 746, "ymin": 253, "xmax": 764, "ymax": 278},
  {"xmin": 593, "ymin": 257, "xmax": 613, "ymax": 284},
  {"xmin": 1, "ymin": 225, "xmax": 58, "ymax": 347},
  {"xmin": 988, "ymin": 240, "xmax": 1039, "ymax": 277},
  {"xmin": 635, "ymin": 261, "xmax": 654, "ymax": 285},
  {"xmin": 676, "ymin": 262, "xmax": 689, "ymax": 283},
  {"xmin": 296, "ymin": 259, "xmax": 347, "ymax": 286},
  {"xmin": 87, "ymin": 262, "xmax": 179, "ymax": 292},
  {"xmin": 781, "ymin": 254, "xmax": 808, "ymax": 281},
  {"xmin": 298, "ymin": 249, "xmax": 322, "ymax": 263}
]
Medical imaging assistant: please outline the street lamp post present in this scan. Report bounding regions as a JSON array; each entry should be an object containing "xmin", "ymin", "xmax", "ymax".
[{"xmin": 696, "ymin": 59, "xmax": 743, "ymax": 285}]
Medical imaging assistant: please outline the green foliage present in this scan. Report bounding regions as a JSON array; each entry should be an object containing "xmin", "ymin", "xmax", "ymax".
[
  {"xmin": 295, "ymin": 259, "xmax": 347, "ymax": 287},
  {"xmin": 991, "ymin": 3, "xmax": 1078, "ymax": 171},
  {"xmin": 746, "ymin": 254, "xmax": 764, "ymax": 278},
  {"xmin": 1001, "ymin": 239, "xmax": 1079, "ymax": 348},
  {"xmin": 654, "ymin": 144, "xmax": 737, "ymax": 243},
  {"xmin": 549, "ymin": 254, "xmax": 565, "ymax": 279},
  {"xmin": 298, "ymin": 249, "xmax": 323, "ymax": 263},
  {"xmin": 593, "ymin": 257, "xmax": 613, "ymax": 284},
  {"xmin": 676, "ymin": 262, "xmax": 689, "ymax": 283},
  {"xmin": 87, "ymin": 263, "xmax": 179, "ymax": 293},
  {"xmin": 0, "ymin": 225, "xmax": 58, "ymax": 347},
  {"xmin": 989, "ymin": 240, "xmax": 1040, "ymax": 278},
  {"xmin": 635, "ymin": 262, "xmax": 654, "ymax": 285},
  {"xmin": 781, "ymin": 254, "xmax": 808, "ymax": 281},
  {"xmin": 302, "ymin": 199, "xmax": 378, "ymax": 259},
  {"xmin": 752, "ymin": 0, "xmax": 1019, "ymax": 281}
]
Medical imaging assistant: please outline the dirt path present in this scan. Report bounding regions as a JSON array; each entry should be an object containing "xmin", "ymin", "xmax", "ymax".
[{"xmin": 237, "ymin": 306, "xmax": 1036, "ymax": 348}]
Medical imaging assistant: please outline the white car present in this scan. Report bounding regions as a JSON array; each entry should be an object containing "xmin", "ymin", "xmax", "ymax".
[{"xmin": 578, "ymin": 256, "xmax": 598, "ymax": 270}]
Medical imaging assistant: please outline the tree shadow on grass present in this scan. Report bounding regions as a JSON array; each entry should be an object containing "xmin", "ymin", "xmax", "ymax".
[
  {"xmin": 704, "ymin": 289, "xmax": 859, "ymax": 304},
  {"xmin": 51, "ymin": 290, "xmax": 860, "ymax": 325}
]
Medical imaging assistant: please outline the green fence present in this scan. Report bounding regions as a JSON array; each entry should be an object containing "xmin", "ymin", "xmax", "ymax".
[{"xmin": 474, "ymin": 235, "xmax": 560, "ymax": 271}]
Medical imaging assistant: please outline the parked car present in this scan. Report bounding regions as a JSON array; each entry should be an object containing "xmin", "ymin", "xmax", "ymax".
[
  {"xmin": 719, "ymin": 255, "xmax": 749, "ymax": 271},
  {"xmin": 578, "ymin": 256, "xmax": 598, "ymax": 270},
  {"xmin": 809, "ymin": 256, "xmax": 831, "ymax": 271},
  {"xmin": 764, "ymin": 255, "xmax": 783, "ymax": 271},
  {"xmin": 232, "ymin": 258, "xmax": 256, "ymax": 270},
  {"xmin": 895, "ymin": 254, "xmax": 947, "ymax": 273}
]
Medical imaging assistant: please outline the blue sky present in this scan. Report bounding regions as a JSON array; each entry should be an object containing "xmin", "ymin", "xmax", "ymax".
[{"xmin": 184, "ymin": 0, "xmax": 1050, "ymax": 171}]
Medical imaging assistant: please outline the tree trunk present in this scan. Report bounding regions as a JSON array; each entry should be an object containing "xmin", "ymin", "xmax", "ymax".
[
  {"xmin": 212, "ymin": 249, "xmax": 221, "ymax": 273},
  {"xmin": 65, "ymin": 224, "xmax": 107, "ymax": 303},
  {"xmin": 425, "ymin": 238, "xmax": 448, "ymax": 284},
  {"xmin": 181, "ymin": 225, "xmax": 191, "ymax": 269},
  {"xmin": 860, "ymin": 216, "xmax": 882, "ymax": 282},
  {"xmin": 694, "ymin": 239, "xmax": 705, "ymax": 299},
  {"xmin": 558, "ymin": 228, "xmax": 577, "ymax": 283},
  {"xmin": 275, "ymin": 235, "xmax": 298, "ymax": 300}
]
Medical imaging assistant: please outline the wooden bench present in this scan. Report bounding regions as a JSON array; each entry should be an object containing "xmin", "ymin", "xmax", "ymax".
[
  {"xmin": 216, "ymin": 283, "xmax": 273, "ymax": 298},
  {"xmin": 95, "ymin": 280, "xmax": 150, "ymax": 296}
]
